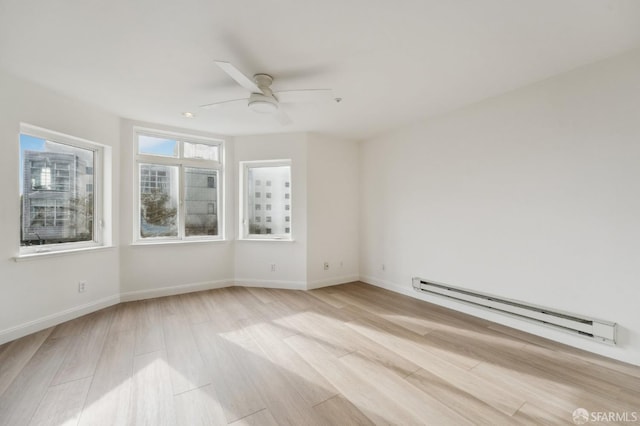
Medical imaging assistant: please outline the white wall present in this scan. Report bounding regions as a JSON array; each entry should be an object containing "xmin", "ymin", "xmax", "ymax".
[
  {"xmin": 307, "ymin": 134, "xmax": 360, "ymax": 288},
  {"xmin": 118, "ymin": 120, "xmax": 234, "ymax": 300},
  {"xmin": 233, "ymin": 133, "xmax": 308, "ymax": 289},
  {"xmin": 0, "ymin": 70, "xmax": 121, "ymax": 343},
  {"xmin": 359, "ymin": 49, "xmax": 640, "ymax": 365}
]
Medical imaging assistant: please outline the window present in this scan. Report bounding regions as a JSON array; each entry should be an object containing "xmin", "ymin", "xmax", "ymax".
[
  {"xmin": 285, "ymin": 204, "xmax": 290, "ymax": 211},
  {"xmin": 19, "ymin": 124, "xmax": 107, "ymax": 254},
  {"xmin": 285, "ymin": 216, "xmax": 290, "ymax": 222},
  {"xmin": 135, "ymin": 130, "xmax": 223, "ymax": 241},
  {"xmin": 207, "ymin": 176, "xmax": 216, "ymax": 189},
  {"xmin": 285, "ymin": 193, "xmax": 290, "ymax": 199},
  {"xmin": 285, "ymin": 181, "xmax": 290, "ymax": 188},
  {"xmin": 241, "ymin": 160, "xmax": 292, "ymax": 239},
  {"xmin": 255, "ymin": 192, "xmax": 261, "ymax": 198}
]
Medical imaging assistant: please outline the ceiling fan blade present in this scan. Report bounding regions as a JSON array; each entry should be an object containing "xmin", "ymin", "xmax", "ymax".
[
  {"xmin": 199, "ymin": 98, "xmax": 247, "ymax": 109},
  {"xmin": 274, "ymin": 89, "xmax": 334, "ymax": 103},
  {"xmin": 274, "ymin": 109, "xmax": 292, "ymax": 125},
  {"xmin": 214, "ymin": 61, "xmax": 262, "ymax": 93}
]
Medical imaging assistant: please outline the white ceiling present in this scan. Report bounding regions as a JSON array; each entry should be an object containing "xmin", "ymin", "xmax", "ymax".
[{"xmin": 1, "ymin": 0, "xmax": 640, "ymax": 140}]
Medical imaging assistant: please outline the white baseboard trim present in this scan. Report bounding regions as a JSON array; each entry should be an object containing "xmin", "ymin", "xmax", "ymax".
[
  {"xmin": 120, "ymin": 279, "xmax": 233, "ymax": 302},
  {"xmin": 233, "ymin": 279, "xmax": 307, "ymax": 290},
  {"xmin": 358, "ymin": 275, "xmax": 409, "ymax": 294},
  {"xmin": 307, "ymin": 274, "xmax": 360, "ymax": 290},
  {"xmin": 0, "ymin": 294, "xmax": 120, "ymax": 346}
]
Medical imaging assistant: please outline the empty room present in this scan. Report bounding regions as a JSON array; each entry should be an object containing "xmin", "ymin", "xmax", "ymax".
[{"xmin": 1, "ymin": 1, "xmax": 639, "ymax": 425}]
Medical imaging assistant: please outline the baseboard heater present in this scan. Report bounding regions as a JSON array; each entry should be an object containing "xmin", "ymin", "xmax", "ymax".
[{"xmin": 412, "ymin": 277, "xmax": 617, "ymax": 345}]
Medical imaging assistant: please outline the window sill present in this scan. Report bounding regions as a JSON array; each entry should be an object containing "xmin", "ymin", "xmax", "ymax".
[
  {"xmin": 131, "ymin": 238, "xmax": 228, "ymax": 247},
  {"xmin": 237, "ymin": 238, "xmax": 295, "ymax": 242},
  {"xmin": 14, "ymin": 245, "xmax": 115, "ymax": 262}
]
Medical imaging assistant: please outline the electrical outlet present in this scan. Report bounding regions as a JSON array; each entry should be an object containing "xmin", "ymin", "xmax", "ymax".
[
  {"xmin": 78, "ymin": 281, "xmax": 86, "ymax": 293},
  {"xmin": 270, "ymin": 264, "xmax": 276, "ymax": 272},
  {"xmin": 323, "ymin": 262, "xmax": 329, "ymax": 271}
]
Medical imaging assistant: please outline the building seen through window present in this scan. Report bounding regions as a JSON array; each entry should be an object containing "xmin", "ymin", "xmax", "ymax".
[{"xmin": 20, "ymin": 137, "xmax": 95, "ymax": 246}]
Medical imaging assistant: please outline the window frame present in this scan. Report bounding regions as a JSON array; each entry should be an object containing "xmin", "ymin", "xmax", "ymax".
[
  {"xmin": 133, "ymin": 128, "xmax": 224, "ymax": 244},
  {"xmin": 239, "ymin": 159, "xmax": 292, "ymax": 241},
  {"xmin": 18, "ymin": 123, "xmax": 107, "ymax": 256}
]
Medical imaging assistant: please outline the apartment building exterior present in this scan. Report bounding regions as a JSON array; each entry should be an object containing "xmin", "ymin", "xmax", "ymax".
[{"xmin": 21, "ymin": 150, "xmax": 93, "ymax": 244}]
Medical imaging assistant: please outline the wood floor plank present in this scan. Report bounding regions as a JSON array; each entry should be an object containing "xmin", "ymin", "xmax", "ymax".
[
  {"xmin": 209, "ymin": 287, "xmax": 258, "ymax": 323},
  {"xmin": 174, "ymin": 384, "xmax": 227, "ymax": 426},
  {"xmin": 51, "ymin": 308, "xmax": 112, "ymax": 385},
  {"xmin": 230, "ymin": 331, "xmax": 328, "ymax": 426},
  {"xmin": 134, "ymin": 299, "xmax": 165, "ymax": 355},
  {"xmin": 77, "ymin": 330, "xmax": 135, "ymax": 426},
  {"xmin": 49, "ymin": 310, "xmax": 103, "ymax": 339},
  {"xmin": 285, "ymin": 333, "xmax": 425, "ymax": 425},
  {"xmin": 108, "ymin": 302, "xmax": 138, "ymax": 334},
  {"xmin": 191, "ymin": 321, "xmax": 267, "ymax": 423},
  {"xmin": 513, "ymin": 402, "xmax": 574, "ymax": 425},
  {"xmin": 0, "ymin": 335, "xmax": 71, "ymax": 426},
  {"xmin": 0, "ymin": 327, "xmax": 52, "ymax": 397},
  {"xmin": 228, "ymin": 409, "xmax": 279, "ymax": 426},
  {"xmin": 522, "ymin": 343, "xmax": 640, "ymax": 395},
  {"xmin": 345, "ymin": 318, "xmax": 526, "ymax": 416},
  {"xmin": 332, "ymin": 290, "xmax": 435, "ymax": 335},
  {"xmin": 238, "ymin": 318, "xmax": 339, "ymax": 406},
  {"xmin": 340, "ymin": 351, "xmax": 473, "ymax": 424},
  {"xmin": 244, "ymin": 286, "xmax": 277, "ymax": 304},
  {"xmin": 156, "ymin": 294, "xmax": 185, "ymax": 317},
  {"xmin": 345, "ymin": 282, "xmax": 494, "ymax": 331},
  {"xmin": 404, "ymin": 367, "xmax": 517, "ymax": 425},
  {"xmin": 179, "ymin": 292, "xmax": 211, "ymax": 324},
  {"xmin": 469, "ymin": 360, "xmax": 607, "ymax": 421},
  {"xmin": 128, "ymin": 350, "xmax": 176, "ymax": 425},
  {"xmin": 312, "ymin": 395, "xmax": 374, "ymax": 426},
  {"xmin": 162, "ymin": 314, "xmax": 210, "ymax": 395},
  {"xmin": 308, "ymin": 287, "xmax": 349, "ymax": 308},
  {"xmin": 28, "ymin": 377, "xmax": 92, "ymax": 426},
  {"xmin": 346, "ymin": 310, "xmax": 481, "ymax": 370}
]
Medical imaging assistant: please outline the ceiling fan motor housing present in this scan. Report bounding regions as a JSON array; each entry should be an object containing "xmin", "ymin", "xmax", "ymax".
[{"xmin": 249, "ymin": 74, "xmax": 278, "ymax": 113}]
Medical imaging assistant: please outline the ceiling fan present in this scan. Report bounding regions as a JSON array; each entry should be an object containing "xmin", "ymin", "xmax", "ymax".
[{"xmin": 200, "ymin": 61, "xmax": 338, "ymax": 125}]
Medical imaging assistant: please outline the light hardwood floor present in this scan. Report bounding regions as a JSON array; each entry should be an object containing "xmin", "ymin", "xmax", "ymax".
[{"xmin": 1, "ymin": 282, "xmax": 638, "ymax": 425}]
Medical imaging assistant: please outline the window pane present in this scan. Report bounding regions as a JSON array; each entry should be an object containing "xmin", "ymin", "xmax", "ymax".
[
  {"xmin": 20, "ymin": 135, "xmax": 95, "ymax": 246},
  {"xmin": 138, "ymin": 134, "xmax": 178, "ymax": 157},
  {"xmin": 247, "ymin": 165, "xmax": 291, "ymax": 235},
  {"xmin": 184, "ymin": 142, "xmax": 219, "ymax": 161},
  {"xmin": 139, "ymin": 164, "xmax": 179, "ymax": 237},
  {"xmin": 185, "ymin": 167, "xmax": 218, "ymax": 237}
]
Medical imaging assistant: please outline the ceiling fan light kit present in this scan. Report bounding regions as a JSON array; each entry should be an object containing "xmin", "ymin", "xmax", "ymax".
[{"xmin": 248, "ymin": 93, "xmax": 279, "ymax": 113}]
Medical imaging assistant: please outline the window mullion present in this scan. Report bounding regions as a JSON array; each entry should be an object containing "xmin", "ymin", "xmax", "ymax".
[{"xmin": 179, "ymin": 165, "xmax": 185, "ymax": 239}]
